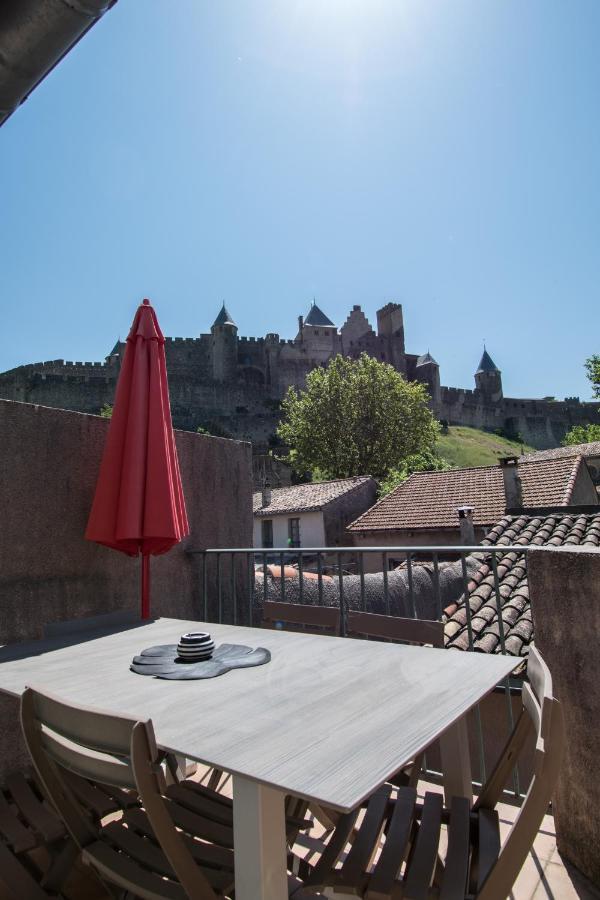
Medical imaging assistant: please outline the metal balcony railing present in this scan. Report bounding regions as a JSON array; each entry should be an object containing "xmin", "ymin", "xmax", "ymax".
[{"xmin": 187, "ymin": 544, "xmax": 532, "ymax": 800}]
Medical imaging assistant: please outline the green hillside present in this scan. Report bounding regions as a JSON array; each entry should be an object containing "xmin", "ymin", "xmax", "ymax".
[{"xmin": 436, "ymin": 426, "xmax": 535, "ymax": 469}]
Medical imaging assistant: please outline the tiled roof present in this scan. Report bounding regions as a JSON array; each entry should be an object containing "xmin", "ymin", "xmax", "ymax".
[
  {"xmin": 476, "ymin": 349, "xmax": 500, "ymax": 373},
  {"xmin": 348, "ymin": 456, "xmax": 586, "ymax": 533},
  {"xmin": 444, "ymin": 511, "xmax": 600, "ymax": 659},
  {"xmin": 212, "ymin": 304, "xmax": 236, "ymax": 327},
  {"xmin": 523, "ymin": 441, "xmax": 600, "ymax": 462},
  {"xmin": 253, "ymin": 476, "xmax": 374, "ymax": 517}
]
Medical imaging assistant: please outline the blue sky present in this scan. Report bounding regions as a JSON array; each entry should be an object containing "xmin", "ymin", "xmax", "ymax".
[{"xmin": 1, "ymin": 0, "xmax": 598, "ymax": 400}]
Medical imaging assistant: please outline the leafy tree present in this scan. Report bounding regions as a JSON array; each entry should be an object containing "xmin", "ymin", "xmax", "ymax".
[
  {"xmin": 585, "ymin": 355, "xmax": 600, "ymax": 400},
  {"xmin": 99, "ymin": 403, "xmax": 113, "ymax": 418},
  {"xmin": 277, "ymin": 353, "xmax": 440, "ymax": 479},
  {"xmin": 379, "ymin": 451, "xmax": 453, "ymax": 497},
  {"xmin": 562, "ymin": 354, "xmax": 600, "ymax": 445},
  {"xmin": 562, "ymin": 424, "xmax": 600, "ymax": 446}
]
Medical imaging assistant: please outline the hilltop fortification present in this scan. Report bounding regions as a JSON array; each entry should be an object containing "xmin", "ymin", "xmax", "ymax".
[{"xmin": 1, "ymin": 301, "xmax": 598, "ymax": 450}]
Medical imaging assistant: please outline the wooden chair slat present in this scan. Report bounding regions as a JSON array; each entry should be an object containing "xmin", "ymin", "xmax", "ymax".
[
  {"xmin": 0, "ymin": 807, "xmax": 37, "ymax": 854},
  {"xmin": 439, "ymin": 796, "xmax": 471, "ymax": 900},
  {"xmin": 31, "ymin": 689, "xmax": 138, "ymax": 756},
  {"xmin": 262, "ymin": 600, "xmax": 341, "ymax": 634},
  {"xmin": 82, "ymin": 839, "xmax": 189, "ymax": 900},
  {"xmin": 403, "ymin": 792, "xmax": 443, "ymax": 900},
  {"xmin": 475, "ymin": 808, "xmax": 501, "ymax": 891},
  {"xmin": 5, "ymin": 773, "xmax": 65, "ymax": 843},
  {"xmin": 367, "ymin": 785, "xmax": 417, "ymax": 899},
  {"xmin": 124, "ymin": 807, "xmax": 235, "ymax": 871},
  {"xmin": 0, "ymin": 839, "xmax": 50, "ymax": 900},
  {"xmin": 347, "ymin": 611, "xmax": 445, "ymax": 648},
  {"xmin": 41, "ymin": 728, "xmax": 138, "ymax": 791},
  {"xmin": 61, "ymin": 769, "xmax": 123, "ymax": 818},
  {"xmin": 164, "ymin": 796, "xmax": 235, "ymax": 849},
  {"xmin": 304, "ymin": 806, "xmax": 361, "ymax": 886},
  {"xmin": 338, "ymin": 784, "xmax": 393, "ymax": 887},
  {"xmin": 166, "ymin": 783, "xmax": 234, "ymax": 827}
]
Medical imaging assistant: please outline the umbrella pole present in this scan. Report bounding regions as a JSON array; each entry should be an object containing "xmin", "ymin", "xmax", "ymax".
[{"xmin": 141, "ymin": 553, "xmax": 151, "ymax": 619}]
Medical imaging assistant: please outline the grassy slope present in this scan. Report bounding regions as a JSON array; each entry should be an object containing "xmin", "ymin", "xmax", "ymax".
[{"xmin": 436, "ymin": 426, "xmax": 535, "ymax": 469}]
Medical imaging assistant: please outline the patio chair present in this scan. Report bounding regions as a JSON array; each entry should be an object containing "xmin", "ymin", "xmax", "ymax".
[
  {"xmin": 292, "ymin": 644, "xmax": 565, "ymax": 899},
  {"xmin": 262, "ymin": 600, "xmax": 341, "ymax": 635},
  {"xmin": 0, "ymin": 771, "xmax": 76, "ymax": 899},
  {"xmin": 20, "ymin": 687, "xmax": 312, "ymax": 900}
]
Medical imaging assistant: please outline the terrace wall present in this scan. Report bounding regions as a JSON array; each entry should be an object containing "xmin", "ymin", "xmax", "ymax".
[
  {"xmin": 0, "ymin": 399, "xmax": 252, "ymax": 780},
  {"xmin": 528, "ymin": 544, "xmax": 600, "ymax": 888}
]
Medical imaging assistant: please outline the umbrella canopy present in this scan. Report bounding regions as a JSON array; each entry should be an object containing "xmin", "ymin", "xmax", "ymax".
[{"xmin": 86, "ymin": 299, "xmax": 189, "ymax": 614}]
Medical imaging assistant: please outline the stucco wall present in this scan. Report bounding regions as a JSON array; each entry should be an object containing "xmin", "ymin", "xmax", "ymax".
[
  {"xmin": 253, "ymin": 510, "xmax": 325, "ymax": 548},
  {"xmin": 528, "ymin": 545, "xmax": 600, "ymax": 888},
  {"xmin": 352, "ymin": 528, "xmax": 488, "ymax": 572},
  {"xmin": 0, "ymin": 399, "xmax": 252, "ymax": 780}
]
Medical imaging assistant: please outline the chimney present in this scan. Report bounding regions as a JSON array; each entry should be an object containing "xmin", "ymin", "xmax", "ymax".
[
  {"xmin": 261, "ymin": 482, "xmax": 272, "ymax": 508},
  {"xmin": 298, "ymin": 315, "xmax": 304, "ymax": 338},
  {"xmin": 457, "ymin": 506, "xmax": 475, "ymax": 545},
  {"xmin": 499, "ymin": 456, "xmax": 523, "ymax": 510}
]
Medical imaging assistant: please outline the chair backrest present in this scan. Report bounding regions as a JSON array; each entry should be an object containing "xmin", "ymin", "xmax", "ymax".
[
  {"xmin": 20, "ymin": 687, "xmax": 219, "ymax": 900},
  {"xmin": 346, "ymin": 610, "xmax": 445, "ymax": 648},
  {"xmin": 475, "ymin": 644, "xmax": 565, "ymax": 900},
  {"xmin": 261, "ymin": 600, "xmax": 341, "ymax": 635}
]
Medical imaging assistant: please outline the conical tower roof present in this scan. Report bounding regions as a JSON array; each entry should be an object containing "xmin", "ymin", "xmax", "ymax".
[
  {"xmin": 213, "ymin": 303, "xmax": 236, "ymax": 328},
  {"xmin": 416, "ymin": 351, "xmax": 438, "ymax": 367},
  {"xmin": 304, "ymin": 302, "xmax": 335, "ymax": 328},
  {"xmin": 476, "ymin": 348, "xmax": 500, "ymax": 374}
]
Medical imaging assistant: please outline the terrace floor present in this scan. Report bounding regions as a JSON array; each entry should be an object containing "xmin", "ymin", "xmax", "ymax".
[{"xmin": 7, "ymin": 775, "xmax": 599, "ymax": 899}]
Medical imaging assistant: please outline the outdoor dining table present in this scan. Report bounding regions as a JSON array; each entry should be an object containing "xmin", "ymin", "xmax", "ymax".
[{"xmin": 0, "ymin": 617, "xmax": 518, "ymax": 900}]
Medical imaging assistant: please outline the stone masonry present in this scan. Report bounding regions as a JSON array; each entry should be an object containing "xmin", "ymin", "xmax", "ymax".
[{"xmin": 1, "ymin": 301, "xmax": 598, "ymax": 450}]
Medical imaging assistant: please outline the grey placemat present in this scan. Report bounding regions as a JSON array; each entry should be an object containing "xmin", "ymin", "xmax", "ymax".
[{"xmin": 130, "ymin": 642, "xmax": 271, "ymax": 680}]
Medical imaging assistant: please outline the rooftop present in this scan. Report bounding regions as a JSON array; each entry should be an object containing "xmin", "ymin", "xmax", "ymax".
[
  {"xmin": 254, "ymin": 476, "xmax": 374, "ymax": 517},
  {"xmin": 348, "ymin": 456, "xmax": 589, "ymax": 532},
  {"xmin": 476, "ymin": 348, "xmax": 500, "ymax": 373},
  {"xmin": 523, "ymin": 440, "xmax": 600, "ymax": 462},
  {"xmin": 444, "ymin": 510, "xmax": 600, "ymax": 658},
  {"xmin": 304, "ymin": 302, "xmax": 336, "ymax": 328}
]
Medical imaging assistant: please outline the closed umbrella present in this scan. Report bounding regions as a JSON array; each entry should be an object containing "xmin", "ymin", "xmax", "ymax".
[{"xmin": 85, "ymin": 298, "xmax": 189, "ymax": 618}]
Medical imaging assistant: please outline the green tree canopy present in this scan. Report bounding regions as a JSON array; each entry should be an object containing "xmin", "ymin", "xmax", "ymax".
[
  {"xmin": 585, "ymin": 354, "xmax": 600, "ymax": 400},
  {"xmin": 562, "ymin": 354, "xmax": 600, "ymax": 446},
  {"xmin": 277, "ymin": 353, "xmax": 440, "ymax": 479}
]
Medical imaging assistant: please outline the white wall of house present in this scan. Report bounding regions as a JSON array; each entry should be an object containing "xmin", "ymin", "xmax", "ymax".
[{"xmin": 253, "ymin": 510, "xmax": 326, "ymax": 548}]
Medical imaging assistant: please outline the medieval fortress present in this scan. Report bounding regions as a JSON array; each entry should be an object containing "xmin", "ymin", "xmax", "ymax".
[{"xmin": 1, "ymin": 301, "xmax": 598, "ymax": 451}]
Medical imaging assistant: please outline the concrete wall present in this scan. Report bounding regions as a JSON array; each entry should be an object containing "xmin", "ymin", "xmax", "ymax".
[
  {"xmin": 528, "ymin": 545, "xmax": 600, "ymax": 888},
  {"xmin": 0, "ymin": 399, "xmax": 252, "ymax": 780}
]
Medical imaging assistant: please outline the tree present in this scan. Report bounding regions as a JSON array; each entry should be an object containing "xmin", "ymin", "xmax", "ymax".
[
  {"xmin": 562, "ymin": 354, "xmax": 600, "ymax": 446},
  {"xmin": 585, "ymin": 354, "xmax": 600, "ymax": 400},
  {"xmin": 562, "ymin": 424, "xmax": 600, "ymax": 446},
  {"xmin": 99, "ymin": 403, "xmax": 113, "ymax": 418},
  {"xmin": 277, "ymin": 353, "xmax": 440, "ymax": 479},
  {"xmin": 379, "ymin": 451, "xmax": 453, "ymax": 497}
]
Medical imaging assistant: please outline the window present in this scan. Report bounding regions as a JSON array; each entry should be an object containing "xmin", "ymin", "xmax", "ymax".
[
  {"xmin": 288, "ymin": 517, "xmax": 300, "ymax": 548},
  {"xmin": 261, "ymin": 520, "xmax": 273, "ymax": 548}
]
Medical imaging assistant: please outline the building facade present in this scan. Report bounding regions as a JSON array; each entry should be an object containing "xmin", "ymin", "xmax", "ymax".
[{"xmin": 1, "ymin": 300, "xmax": 598, "ymax": 451}]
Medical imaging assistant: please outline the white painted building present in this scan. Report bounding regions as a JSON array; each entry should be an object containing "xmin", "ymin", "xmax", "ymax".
[{"xmin": 253, "ymin": 477, "xmax": 377, "ymax": 549}]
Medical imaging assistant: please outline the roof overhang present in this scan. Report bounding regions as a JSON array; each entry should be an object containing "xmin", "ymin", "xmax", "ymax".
[{"xmin": 0, "ymin": 0, "xmax": 118, "ymax": 127}]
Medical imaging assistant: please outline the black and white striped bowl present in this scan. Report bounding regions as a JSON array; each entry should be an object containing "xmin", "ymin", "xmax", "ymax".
[{"xmin": 177, "ymin": 632, "xmax": 214, "ymax": 661}]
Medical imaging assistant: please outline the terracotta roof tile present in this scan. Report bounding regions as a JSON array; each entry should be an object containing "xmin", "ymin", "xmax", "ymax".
[
  {"xmin": 253, "ymin": 476, "xmax": 374, "ymax": 517},
  {"xmin": 348, "ymin": 456, "xmax": 586, "ymax": 532},
  {"xmin": 444, "ymin": 510, "xmax": 600, "ymax": 659},
  {"xmin": 523, "ymin": 441, "xmax": 600, "ymax": 462}
]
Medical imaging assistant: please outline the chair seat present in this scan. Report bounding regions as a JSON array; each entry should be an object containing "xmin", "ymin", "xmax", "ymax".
[{"xmin": 299, "ymin": 785, "xmax": 501, "ymax": 900}]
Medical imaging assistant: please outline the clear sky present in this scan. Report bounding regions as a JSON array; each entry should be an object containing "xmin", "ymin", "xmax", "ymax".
[{"xmin": 1, "ymin": 1, "xmax": 598, "ymax": 400}]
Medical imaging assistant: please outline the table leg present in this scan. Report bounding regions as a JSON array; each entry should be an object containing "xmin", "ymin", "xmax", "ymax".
[
  {"xmin": 232, "ymin": 774, "xmax": 288, "ymax": 900},
  {"xmin": 439, "ymin": 716, "xmax": 472, "ymax": 804}
]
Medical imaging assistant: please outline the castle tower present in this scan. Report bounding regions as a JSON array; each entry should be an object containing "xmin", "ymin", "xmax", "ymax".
[
  {"xmin": 211, "ymin": 303, "xmax": 238, "ymax": 381},
  {"xmin": 376, "ymin": 302, "xmax": 405, "ymax": 370},
  {"xmin": 415, "ymin": 351, "xmax": 441, "ymax": 405},
  {"xmin": 297, "ymin": 301, "xmax": 340, "ymax": 358},
  {"xmin": 475, "ymin": 348, "xmax": 503, "ymax": 401}
]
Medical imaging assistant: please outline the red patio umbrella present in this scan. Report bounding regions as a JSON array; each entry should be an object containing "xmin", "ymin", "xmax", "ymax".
[{"xmin": 85, "ymin": 298, "xmax": 189, "ymax": 618}]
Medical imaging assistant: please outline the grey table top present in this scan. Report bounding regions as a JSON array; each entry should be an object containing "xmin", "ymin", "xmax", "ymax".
[{"xmin": 0, "ymin": 617, "xmax": 518, "ymax": 812}]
